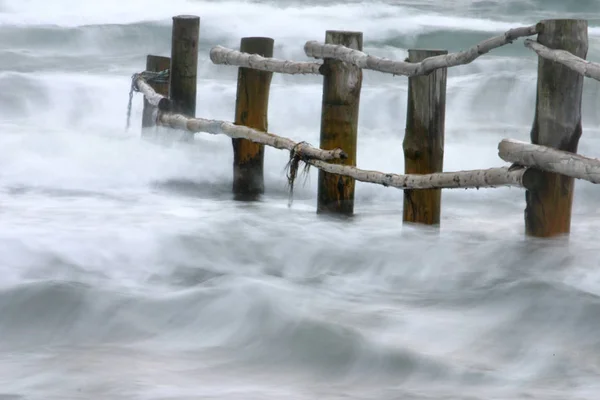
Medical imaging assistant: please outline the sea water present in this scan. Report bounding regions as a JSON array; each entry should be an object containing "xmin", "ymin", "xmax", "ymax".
[{"xmin": 1, "ymin": 0, "xmax": 600, "ymax": 398}]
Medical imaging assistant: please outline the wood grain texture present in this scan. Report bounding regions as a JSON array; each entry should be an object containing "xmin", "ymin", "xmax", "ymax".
[
  {"xmin": 157, "ymin": 113, "xmax": 524, "ymax": 190},
  {"xmin": 499, "ymin": 139, "xmax": 600, "ymax": 184},
  {"xmin": 310, "ymin": 162, "xmax": 525, "ymax": 190},
  {"xmin": 524, "ymin": 39, "xmax": 600, "ymax": 82},
  {"xmin": 304, "ymin": 25, "xmax": 538, "ymax": 76},
  {"xmin": 157, "ymin": 113, "xmax": 347, "ymax": 161},
  {"xmin": 210, "ymin": 45, "xmax": 321, "ymax": 75},
  {"xmin": 403, "ymin": 49, "xmax": 447, "ymax": 225},
  {"xmin": 170, "ymin": 15, "xmax": 199, "ymax": 118},
  {"xmin": 525, "ymin": 19, "xmax": 588, "ymax": 237},
  {"xmin": 141, "ymin": 55, "xmax": 170, "ymax": 132},
  {"xmin": 317, "ymin": 30, "xmax": 363, "ymax": 215},
  {"xmin": 135, "ymin": 75, "xmax": 171, "ymax": 110},
  {"xmin": 232, "ymin": 37, "xmax": 274, "ymax": 200}
]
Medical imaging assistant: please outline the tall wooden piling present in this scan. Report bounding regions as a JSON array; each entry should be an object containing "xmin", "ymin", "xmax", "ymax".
[
  {"xmin": 170, "ymin": 15, "xmax": 200, "ymax": 118},
  {"xmin": 402, "ymin": 49, "xmax": 448, "ymax": 225},
  {"xmin": 317, "ymin": 30, "xmax": 363, "ymax": 215},
  {"xmin": 232, "ymin": 37, "xmax": 274, "ymax": 200},
  {"xmin": 142, "ymin": 55, "xmax": 171, "ymax": 132},
  {"xmin": 525, "ymin": 19, "xmax": 588, "ymax": 237}
]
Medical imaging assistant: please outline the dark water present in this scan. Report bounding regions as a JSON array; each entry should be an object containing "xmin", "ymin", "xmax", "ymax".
[{"xmin": 1, "ymin": 0, "xmax": 600, "ymax": 398}]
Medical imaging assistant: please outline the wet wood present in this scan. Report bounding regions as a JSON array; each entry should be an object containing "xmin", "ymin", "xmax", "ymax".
[
  {"xmin": 232, "ymin": 37, "xmax": 274, "ymax": 200},
  {"xmin": 141, "ymin": 55, "xmax": 171, "ymax": 132},
  {"xmin": 525, "ymin": 19, "xmax": 588, "ymax": 237},
  {"xmin": 524, "ymin": 39, "xmax": 600, "ymax": 82},
  {"xmin": 210, "ymin": 45, "xmax": 321, "ymax": 75},
  {"xmin": 135, "ymin": 75, "xmax": 171, "ymax": 111},
  {"xmin": 304, "ymin": 25, "xmax": 538, "ymax": 76},
  {"xmin": 499, "ymin": 139, "xmax": 600, "ymax": 184},
  {"xmin": 157, "ymin": 113, "xmax": 524, "ymax": 190},
  {"xmin": 170, "ymin": 15, "xmax": 200, "ymax": 117},
  {"xmin": 317, "ymin": 30, "xmax": 363, "ymax": 215},
  {"xmin": 157, "ymin": 113, "xmax": 347, "ymax": 161},
  {"xmin": 403, "ymin": 49, "xmax": 447, "ymax": 225},
  {"xmin": 309, "ymin": 162, "xmax": 525, "ymax": 190}
]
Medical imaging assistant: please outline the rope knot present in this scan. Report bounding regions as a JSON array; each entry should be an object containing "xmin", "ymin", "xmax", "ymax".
[{"xmin": 286, "ymin": 141, "xmax": 311, "ymax": 208}]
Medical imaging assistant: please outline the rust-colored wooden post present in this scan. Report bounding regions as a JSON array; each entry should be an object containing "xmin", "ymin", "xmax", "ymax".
[
  {"xmin": 141, "ymin": 55, "xmax": 170, "ymax": 134},
  {"xmin": 524, "ymin": 19, "xmax": 588, "ymax": 237},
  {"xmin": 170, "ymin": 15, "xmax": 199, "ymax": 118},
  {"xmin": 232, "ymin": 37, "xmax": 274, "ymax": 200},
  {"xmin": 403, "ymin": 49, "xmax": 448, "ymax": 225},
  {"xmin": 317, "ymin": 30, "xmax": 363, "ymax": 215}
]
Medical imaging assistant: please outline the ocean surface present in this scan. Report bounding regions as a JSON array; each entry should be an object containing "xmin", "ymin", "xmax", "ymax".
[{"xmin": 2, "ymin": 0, "xmax": 600, "ymax": 399}]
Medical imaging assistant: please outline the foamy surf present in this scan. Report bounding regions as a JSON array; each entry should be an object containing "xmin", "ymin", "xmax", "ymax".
[{"xmin": 1, "ymin": 0, "xmax": 600, "ymax": 398}]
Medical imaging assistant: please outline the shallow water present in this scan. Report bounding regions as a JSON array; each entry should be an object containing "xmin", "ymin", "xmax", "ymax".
[{"xmin": 1, "ymin": 0, "xmax": 600, "ymax": 399}]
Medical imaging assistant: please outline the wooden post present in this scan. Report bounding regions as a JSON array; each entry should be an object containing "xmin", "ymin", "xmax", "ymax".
[
  {"xmin": 141, "ymin": 55, "xmax": 170, "ymax": 133},
  {"xmin": 525, "ymin": 19, "xmax": 588, "ymax": 237},
  {"xmin": 402, "ymin": 49, "xmax": 448, "ymax": 225},
  {"xmin": 170, "ymin": 15, "xmax": 200, "ymax": 118},
  {"xmin": 317, "ymin": 30, "xmax": 363, "ymax": 215},
  {"xmin": 232, "ymin": 37, "xmax": 274, "ymax": 200}
]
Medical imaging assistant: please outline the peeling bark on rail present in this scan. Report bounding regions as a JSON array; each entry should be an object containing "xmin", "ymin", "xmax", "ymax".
[
  {"xmin": 308, "ymin": 161, "xmax": 525, "ymax": 190},
  {"xmin": 135, "ymin": 76, "xmax": 173, "ymax": 111},
  {"xmin": 524, "ymin": 39, "xmax": 600, "ymax": 82},
  {"xmin": 499, "ymin": 139, "xmax": 600, "ymax": 184},
  {"xmin": 157, "ymin": 112, "xmax": 347, "ymax": 161},
  {"xmin": 210, "ymin": 45, "xmax": 322, "ymax": 75},
  {"xmin": 304, "ymin": 25, "xmax": 538, "ymax": 76},
  {"xmin": 150, "ymin": 109, "xmax": 525, "ymax": 190}
]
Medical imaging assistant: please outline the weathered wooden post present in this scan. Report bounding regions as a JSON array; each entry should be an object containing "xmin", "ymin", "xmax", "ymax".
[
  {"xmin": 232, "ymin": 37, "xmax": 274, "ymax": 200},
  {"xmin": 525, "ymin": 19, "xmax": 588, "ymax": 237},
  {"xmin": 141, "ymin": 55, "xmax": 170, "ymax": 133},
  {"xmin": 403, "ymin": 49, "xmax": 448, "ymax": 225},
  {"xmin": 170, "ymin": 15, "xmax": 200, "ymax": 118},
  {"xmin": 317, "ymin": 30, "xmax": 363, "ymax": 215}
]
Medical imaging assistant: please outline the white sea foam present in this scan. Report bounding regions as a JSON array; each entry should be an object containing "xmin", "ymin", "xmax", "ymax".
[{"xmin": 2, "ymin": 1, "xmax": 600, "ymax": 399}]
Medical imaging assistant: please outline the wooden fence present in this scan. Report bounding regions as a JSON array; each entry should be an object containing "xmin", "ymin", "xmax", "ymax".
[{"xmin": 129, "ymin": 15, "xmax": 600, "ymax": 238}]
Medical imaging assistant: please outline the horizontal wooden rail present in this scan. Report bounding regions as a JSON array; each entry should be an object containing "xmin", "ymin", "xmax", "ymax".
[
  {"xmin": 158, "ymin": 112, "xmax": 346, "ymax": 161},
  {"xmin": 136, "ymin": 77, "xmax": 343, "ymax": 161},
  {"xmin": 157, "ymin": 114, "xmax": 525, "ymax": 190},
  {"xmin": 134, "ymin": 74, "xmax": 173, "ymax": 111},
  {"xmin": 135, "ymin": 76, "xmax": 525, "ymax": 191},
  {"xmin": 524, "ymin": 39, "xmax": 600, "ymax": 82},
  {"xmin": 136, "ymin": 74, "xmax": 528, "ymax": 192},
  {"xmin": 308, "ymin": 162, "xmax": 525, "ymax": 190},
  {"xmin": 304, "ymin": 25, "xmax": 538, "ymax": 76},
  {"xmin": 498, "ymin": 139, "xmax": 600, "ymax": 184},
  {"xmin": 210, "ymin": 45, "xmax": 322, "ymax": 75}
]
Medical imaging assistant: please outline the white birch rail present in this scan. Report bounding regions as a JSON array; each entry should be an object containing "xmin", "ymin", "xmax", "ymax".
[
  {"xmin": 134, "ymin": 74, "xmax": 172, "ymax": 110},
  {"xmin": 158, "ymin": 112, "xmax": 346, "ymax": 161},
  {"xmin": 524, "ymin": 39, "xmax": 600, "ymax": 82},
  {"xmin": 307, "ymin": 161, "xmax": 525, "ymax": 190},
  {"xmin": 498, "ymin": 139, "xmax": 600, "ymax": 184},
  {"xmin": 210, "ymin": 45, "xmax": 322, "ymax": 75},
  {"xmin": 304, "ymin": 25, "xmax": 538, "ymax": 76},
  {"xmin": 155, "ymin": 109, "xmax": 525, "ymax": 190}
]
